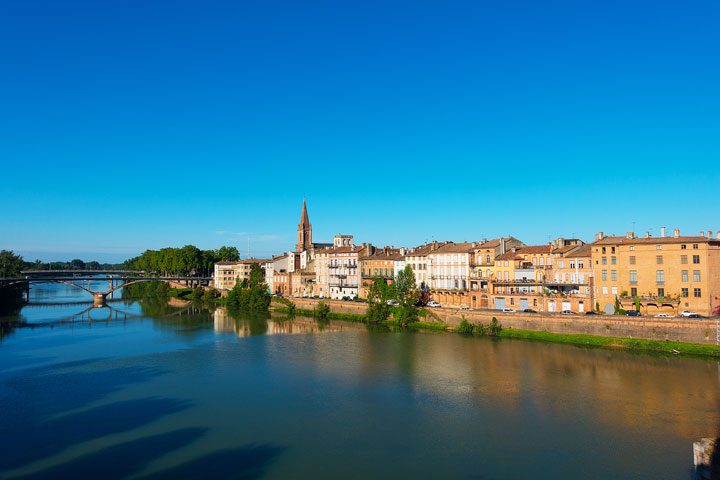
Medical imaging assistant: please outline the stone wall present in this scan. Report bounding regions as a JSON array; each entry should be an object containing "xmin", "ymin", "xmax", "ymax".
[{"xmin": 281, "ymin": 297, "xmax": 720, "ymax": 345}]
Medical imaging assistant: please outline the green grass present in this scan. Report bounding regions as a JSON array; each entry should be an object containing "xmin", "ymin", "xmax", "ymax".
[{"xmin": 497, "ymin": 328, "xmax": 720, "ymax": 358}]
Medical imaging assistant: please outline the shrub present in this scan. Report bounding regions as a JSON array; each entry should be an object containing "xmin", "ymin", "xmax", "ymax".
[
  {"xmin": 456, "ymin": 319, "xmax": 474, "ymax": 335},
  {"xmin": 313, "ymin": 301, "xmax": 330, "ymax": 320},
  {"xmin": 489, "ymin": 317, "xmax": 502, "ymax": 336}
]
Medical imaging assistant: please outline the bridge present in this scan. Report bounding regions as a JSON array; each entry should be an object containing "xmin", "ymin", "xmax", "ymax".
[{"xmin": 0, "ymin": 272, "xmax": 212, "ymax": 305}]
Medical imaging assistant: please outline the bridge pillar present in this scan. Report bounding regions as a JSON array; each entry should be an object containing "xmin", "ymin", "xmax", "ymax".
[{"xmin": 93, "ymin": 293, "xmax": 108, "ymax": 306}]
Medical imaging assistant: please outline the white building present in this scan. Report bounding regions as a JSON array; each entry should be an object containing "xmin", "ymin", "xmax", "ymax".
[{"xmin": 427, "ymin": 242, "xmax": 476, "ymax": 291}]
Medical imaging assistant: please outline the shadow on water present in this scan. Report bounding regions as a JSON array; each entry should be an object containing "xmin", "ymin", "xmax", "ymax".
[
  {"xmin": 0, "ymin": 359, "xmax": 190, "ymax": 472},
  {"xmin": 13, "ymin": 428, "xmax": 208, "ymax": 480},
  {"xmin": 136, "ymin": 443, "xmax": 287, "ymax": 480}
]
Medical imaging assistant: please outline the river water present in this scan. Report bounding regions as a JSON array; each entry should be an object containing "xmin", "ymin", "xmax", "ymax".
[{"xmin": 0, "ymin": 282, "xmax": 718, "ymax": 479}]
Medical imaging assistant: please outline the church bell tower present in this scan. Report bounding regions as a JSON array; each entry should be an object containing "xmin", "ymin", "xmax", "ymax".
[{"xmin": 296, "ymin": 199, "xmax": 312, "ymax": 252}]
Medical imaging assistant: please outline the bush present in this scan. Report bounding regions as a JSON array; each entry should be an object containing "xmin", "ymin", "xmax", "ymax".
[
  {"xmin": 313, "ymin": 301, "xmax": 330, "ymax": 320},
  {"xmin": 489, "ymin": 317, "xmax": 502, "ymax": 336},
  {"xmin": 456, "ymin": 319, "xmax": 474, "ymax": 335}
]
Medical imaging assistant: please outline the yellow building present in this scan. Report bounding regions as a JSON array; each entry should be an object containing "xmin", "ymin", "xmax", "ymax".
[
  {"xmin": 490, "ymin": 245, "xmax": 553, "ymax": 311},
  {"xmin": 592, "ymin": 229, "xmax": 720, "ymax": 316},
  {"xmin": 359, "ymin": 247, "xmax": 403, "ymax": 298},
  {"xmin": 213, "ymin": 259, "xmax": 268, "ymax": 290}
]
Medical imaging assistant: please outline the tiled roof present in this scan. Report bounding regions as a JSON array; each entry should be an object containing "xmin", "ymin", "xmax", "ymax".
[
  {"xmin": 476, "ymin": 237, "xmax": 522, "ymax": 249},
  {"xmin": 215, "ymin": 258, "xmax": 269, "ymax": 266},
  {"xmin": 317, "ymin": 246, "xmax": 363, "ymax": 254},
  {"xmin": 496, "ymin": 245, "xmax": 552, "ymax": 261},
  {"xmin": 430, "ymin": 242, "xmax": 477, "ymax": 254},
  {"xmin": 563, "ymin": 244, "xmax": 592, "ymax": 257},
  {"xmin": 593, "ymin": 235, "xmax": 718, "ymax": 245}
]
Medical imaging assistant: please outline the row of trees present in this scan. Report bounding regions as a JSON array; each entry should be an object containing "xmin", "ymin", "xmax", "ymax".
[
  {"xmin": 366, "ymin": 265, "xmax": 419, "ymax": 327},
  {"xmin": 1, "ymin": 249, "xmax": 129, "ymax": 275},
  {"xmin": 124, "ymin": 245, "xmax": 240, "ymax": 276}
]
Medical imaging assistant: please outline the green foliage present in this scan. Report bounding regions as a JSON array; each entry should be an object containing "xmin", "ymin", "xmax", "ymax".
[
  {"xmin": 202, "ymin": 288, "xmax": 221, "ymax": 303},
  {"xmin": 313, "ymin": 301, "xmax": 330, "ymax": 320},
  {"xmin": 456, "ymin": 318, "xmax": 474, "ymax": 335},
  {"xmin": 394, "ymin": 265, "xmax": 419, "ymax": 327},
  {"xmin": 0, "ymin": 250, "xmax": 25, "ymax": 277},
  {"xmin": 226, "ymin": 264, "xmax": 270, "ymax": 312},
  {"xmin": 190, "ymin": 286, "xmax": 205, "ymax": 302},
  {"xmin": 633, "ymin": 297, "xmax": 642, "ymax": 312},
  {"xmin": 123, "ymin": 280, "xmax": 170, "ymax": 299},
  {"xmin": 489, "ymin": 317, "xmax": 502, "ymax": 336},
  {"xmin": 595, "ymin": 301, "xmax": 601, "ymax": 312},
  {"xmin": 124, "ymin": 244, "xmax": 239, "ymax": 276},
  {"xmin": 366, "ymin": 277, "xmax": 392, "ymax": 323},
  {"xmin": 614, "ymin": 296, "xmax": 622, "ymax": 315}
]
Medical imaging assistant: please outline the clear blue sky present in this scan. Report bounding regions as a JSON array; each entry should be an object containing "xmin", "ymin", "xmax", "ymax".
[{"xmin": 1, "ymin": 0, "xmax": 718, "ymax": 263}]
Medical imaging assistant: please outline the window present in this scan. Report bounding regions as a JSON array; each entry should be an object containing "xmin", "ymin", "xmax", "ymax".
[
  {"xmin": 611, "ymin": 270, "xmax": 617, "ymax": 281},
  {"xmin": 629, "ymin": 270, "xmax": 637, "ymax": 284},
  {"xmin": 681, "ymin": 244, "xmax": 687, "ymax": 250},
  {"xmin": 694, "ymin": 288, "xmax": 702, "ymax": 298},
  {"xmin": 693, "ymin": 270, "xmax": 701, "ymax": 282},
  {"xmin": 559, "ymin": 260, "xmax": 565, "ymax": 268},
  {"xmin": 602, "ymin": 286, "xmax": 608, "ymax": 295},
  {"xmin": 602, "ymin": 257, "xmax": 607, "ymax": 265},
  {"xmin": 693, "ymin": 244, "xmax": 699, "ymax": 249},
  {"xmin": 601, "ymin": 270, "xmax": 607, "ymax": 281},
  {"xmin": 693, "ymin": 255, "xmax": 700, "ymax": 264},
  {"xmin": 602, "ymin": 247, "xmax": 606, "ymax": 254},
  {"xmin": 629, "ymin": 256, "xmax": 636, "ymax": 265},
  {"xmin": 656, "ymin": 245, "xmax": 662, "ymax": 250},
  {"xmin": 681, "ymin": 288, "xmax": 689, "ymax": 297},
  {"xmin": 611, "ymin": 256, "xmax": 617, "ymax": 265},
  {"xmin": 611, "ymin": 287, "xmax": 618, "ymax": 295},
  {"xmin": 611, "ymin": 247, "xmax": 616, "ymax": 254},
  {"xmin": 656, "ymin": 255, "xmax": 663, "ymax": 264},
  {"xmin": 681, "ymin": 270, "xmax": 689, "ymax": 282},
  {"xmin": 658, "ymin": 288, "xmax": 665, "ymax": 297},
  {"xmin": 630, "ymin": 245, "xmax": 635, "ymax": 251},
  {"xmin": 569, "ymin": 261, "xmax": 575, "ymax": 268},
  {"xmin": 681, "ymin": 255, "xmax": 688, "ymax": 264},
  {"xmin": 578, "ymin": 261, "xmax": 584, "ymax": 268},
  {"xmin": 656, "ymin": 270, "xmax": 665, "ymax": 285},
  {"xmin": 630, "ymin": 287, "xmax": 637, "ymax": 297}
]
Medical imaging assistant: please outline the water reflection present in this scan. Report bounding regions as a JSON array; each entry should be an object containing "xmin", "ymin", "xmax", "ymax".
[{"xmin": 213, "ymin": 307, "xmax": 365, "ymax": 337}]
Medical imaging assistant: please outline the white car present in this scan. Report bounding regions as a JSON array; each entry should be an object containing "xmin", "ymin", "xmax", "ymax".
[
  {"xmin": 501, "ymin": 308, "xmax": 516, "ymax": 313},
  {"xmin": 426, "ymin": 301, "xmax": 441, "ymax": 308},
  {"xmin": 680, "ymin": 310, "xmax": 697, "ymax": 317},
  {"xmin": 655, "ymin": 313, "xmax": 675, "ymax": 318},
  {"xmin": 386, "ymin": 299, "xmax": 399, "ymax": 306},
  {"xmin": 560, "ymin": 310, "xmax": 574, "ymax": 315},
  {"xmin": 459, "ymin": 305, "xmax": 470, "ymax": 310}
]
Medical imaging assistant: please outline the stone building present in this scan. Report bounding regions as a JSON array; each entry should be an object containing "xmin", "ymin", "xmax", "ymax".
[
  {"xmin": 359, "ymin": 247, "xmax": 404, "ymax": 298},
  {"xmin": 591, "ymin": 229, "xmax": 720, "ymax": 316},
  {"xmin": 213, "ymin": 258, "xmax": 268, "ymax": 291}
]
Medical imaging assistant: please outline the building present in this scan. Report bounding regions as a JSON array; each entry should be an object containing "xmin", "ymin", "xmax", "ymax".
[
  {"xmin": 592, "ymin": 229, "xmax": 720, "ymax": 316},
  {"xmin": 545, "ymin": 242, "xmax": 594, "ymax": 313},
  {"xmin": 405, "ymin": 242, "xmax": 448, "ymax": 290},
  {"xmin": 213, "ymin": 258, "xmax": 268, "ymax": 291},
  {"xmin": 490, "ymin": 245, "xmax": 554, "ymax": 311},
  {"xmin": 469, "ymin": 237, "xmax": 524, "ymax": 293},
  {"xmin": 314, "ymin": 235, "xmax": 369, "ymax": 299},
  {"xmin": 426, "ymin": 242, "xmax": 477, "ymax": 307},
  {"xmin": 264, "ymin": 255, "xmax": 291, "ymax": 295},
  {"xmin": 359, "ymin": 247, "xmax": 404, "ymax": 298}
]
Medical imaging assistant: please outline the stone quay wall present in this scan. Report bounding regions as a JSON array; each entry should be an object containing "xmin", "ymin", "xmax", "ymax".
[{"xmin": 281, "ymin": 297, "xmax": 720, "ymax": 345}]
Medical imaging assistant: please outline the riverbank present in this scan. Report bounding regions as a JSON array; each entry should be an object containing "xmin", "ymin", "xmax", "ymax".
[{"xmin": 275, "ymin": 297, "xmax": 720, "ymax": 358}]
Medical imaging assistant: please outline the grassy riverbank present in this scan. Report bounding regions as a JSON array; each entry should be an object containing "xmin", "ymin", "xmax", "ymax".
[
  {"xmin": 273, "ymin": 300, "xmax": 720, "ymax": 358},
  {"xmin": 495, "ymin": 328, "xmax": 720, "ymax": 358}
]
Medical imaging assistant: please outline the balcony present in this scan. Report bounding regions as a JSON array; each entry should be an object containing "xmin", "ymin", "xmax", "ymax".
[{"xmin": 493, "ymin": 279, "xmax": 542, "ymax": 286}]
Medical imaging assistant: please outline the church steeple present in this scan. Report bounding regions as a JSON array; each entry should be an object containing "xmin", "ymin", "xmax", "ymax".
[{"xmin": 296, "ymin": 199, "xmax": 312, "ymax": 252}]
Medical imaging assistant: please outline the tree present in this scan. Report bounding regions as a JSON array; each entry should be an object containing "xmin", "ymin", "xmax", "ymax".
[
  {"xmin": 69, "ymin": 259, "xmax": 86, "ymax": 270},
  {"xmin": 394, "ymin": 266, "xmax": 418, "ymax": 327},
  {"xmin": 366, "ymin": 278, "xmax": 392, "ymax": 323},
  {"xmin": 0, "ymin": 250, "xmax": 24, "ymax": 277},
  {"xmin": 226, "ymin": 264, "xmax": 270, "ymax": 312},
  {"xmin": 217, "ymin": 246, "xmax": 240, "ymax": 262}
]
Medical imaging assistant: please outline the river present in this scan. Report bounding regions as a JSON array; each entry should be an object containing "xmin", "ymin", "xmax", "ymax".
[{"xmin": 0, "ymin": 281, "xmax": 718, "ymax": 479}]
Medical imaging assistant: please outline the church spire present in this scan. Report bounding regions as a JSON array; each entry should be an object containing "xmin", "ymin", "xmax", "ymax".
[
  {"xmin": 299, "ymin": 198, "xmax": 310, "ymax": 226},
  {"xmin": 296, "ymin": 199, "xmax": 312, "ymax": 252}
]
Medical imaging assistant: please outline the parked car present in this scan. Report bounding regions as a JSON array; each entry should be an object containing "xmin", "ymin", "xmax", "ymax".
[
  {"xmin": 459, "ymin": 305, "xmax": 470, "ymax": 310},
  {"xmin": 625, "ymin": 310, "xmax": 641, "ymax": 317},
  {"xmin": 522, "ymin": 308, "xmax": 537, "ymax": 313},
  {"xmin": 560, "ymin": 310, "xmax": 574, "ymax": 315},
  {"xmin": 386, "ymin": 299, "xmax": 399, "ymax": 306},
  {"xmin": 680, "ymin": 310, "xmax": 698, "ymax": 317},
  {"xmin": 501, "ymin": 308, "xmax": 516, "ymax": 313},
  {"xmin": 426, "ymin": 301, "xmax": 441, "ymax": 308},
  {"xmin": 687, "ymin": 314, "xmax": 704, "ymax": 318},
  {"xmin": 585, "ymin": 311, "xmax": 597, "ymax": 315},
  {"xmin": 655, "ymin": 313, "xmax": 674, "ymax": 318}
]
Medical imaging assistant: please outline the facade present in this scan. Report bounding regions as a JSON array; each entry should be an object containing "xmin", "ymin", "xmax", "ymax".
[
  {"xmin": 213, "ymin": 259, "xmax": 268, "ymax": 291},
  {"xmin": 359, "ymin": 247, "xmax": 404, "ymax": 298},
  {"xmin": 314, "ymin": 235, "xmax": 368, "ymax": 299},
  {"xmin": 490, "ymin": 245, "xmax": 554, "ymax": 311},
  {"xmin": 405, "ymin": 242, "xmax": 448, "ymax": 290},
  {"xmin": 592, "ymin": 229, "xmax": 720, "ymax": 316},
  {"xmin": 545, "ymin": 243, "xmax": 594, "ymax": 313},
  {"xmin": 264, "ymin": 255, "xmax": 291, "ymax": 295}
]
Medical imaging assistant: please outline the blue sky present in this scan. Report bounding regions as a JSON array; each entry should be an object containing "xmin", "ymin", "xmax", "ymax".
[{"xmin": 1, "ymin": 0, "xmax": 718, "ymax": 262}]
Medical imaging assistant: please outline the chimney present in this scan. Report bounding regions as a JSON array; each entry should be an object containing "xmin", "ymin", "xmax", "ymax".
[
  {"xmin": 626, "ymin": 231, "xmax": 634, "ymax": 239},
  {"xmin": 716, "ymin": 231, "xmax": 720, "ymax": 240},
  {"xmin": 701, "ymin": 231, "xmax": 706, "ymax": 237},
  {"xmin": 500, "ymin": 238, "xmax": 506, "ymax": 255},
  {"xmin": 595, "ymin": 232, "xmax": 604, "ymax": 241},
  {"xmin": 708, "ymin": 230, "xmax": 713, "ymax": 238},
  {"xmin": 660, "ymin": 226, "xmax": 666, "ymax": 238},
  {"xmin": 673, "ymin": 228, "xmax": 680, "ymax": 238},
  {"xmin": 645, "ymin": 231, "xmax": 651, "ymax": 238}
]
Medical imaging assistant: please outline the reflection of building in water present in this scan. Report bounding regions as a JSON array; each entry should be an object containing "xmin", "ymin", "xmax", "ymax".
[{"xmin": 212, "ymin": 308, "xmax": 359, "ymax": 337}]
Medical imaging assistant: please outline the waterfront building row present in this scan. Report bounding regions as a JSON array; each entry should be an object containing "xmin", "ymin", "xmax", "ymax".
[{"xmin": 213, "ymin": 201, "xmax": 720, "ymax": 316}]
